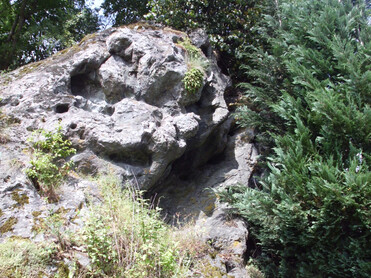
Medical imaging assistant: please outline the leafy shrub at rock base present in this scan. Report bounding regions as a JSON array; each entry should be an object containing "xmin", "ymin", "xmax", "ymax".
[{"xmin": 82, "ymin": 174, "xmax": 188, "ymax": 277}]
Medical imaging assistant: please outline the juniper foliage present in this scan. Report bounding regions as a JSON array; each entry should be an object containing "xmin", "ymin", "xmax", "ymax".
[{"xmin": 221, "ymin": 0, "xmax": 371, "ymax": 276}]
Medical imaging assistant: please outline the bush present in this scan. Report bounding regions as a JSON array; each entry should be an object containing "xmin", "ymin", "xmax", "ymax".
[
  {"xmin": 183, "ymin": 68, "xmax": 204, "ymax": 94},
  {"xmin": 221, "ymin": 0, "xmax": 371, "ymax": 277},
  {"xmin": 26, "ymin": 125, "xmax": 76, "ymax": 193}
]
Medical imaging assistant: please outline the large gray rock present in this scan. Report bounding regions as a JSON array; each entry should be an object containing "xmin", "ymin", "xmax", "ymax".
[
  {"xmin": 0, "ymin": 25, "xmax": 230, "ymax": 240},
  {"xmin": 0, "ymin": 25, "xmax": 256, "ymax": 277},
  {"xmin": 0, "ymin": 26, "xmax": 229, "ymax": 190}
]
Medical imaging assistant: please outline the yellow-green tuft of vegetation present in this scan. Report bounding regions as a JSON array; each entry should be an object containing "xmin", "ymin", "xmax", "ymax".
[
  {"xmin": 0, "ymin": 238, "xmax": 56, "ymax": 278},
  {"xmin": 183, "ymin": 67, "xmax": 204, "ymax": 94},
  {"xmin": 177, "ymin": 37, "xmax": 201, "ymax": 60},
  {"xmin": 178, "ymin": 38, "xmax": 208, "ymax": 94}
]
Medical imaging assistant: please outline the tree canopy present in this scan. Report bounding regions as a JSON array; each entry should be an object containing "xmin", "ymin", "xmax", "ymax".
[
  {"xmin": 0, "ymin": 0, "xmax": 99, "ymax": 70},
  {"xmin": 146, "ymin": 0, "xmax": 262, "ymax": 79},
  {"xmin": 101, "ymin": 0, "xmax": 150, "ymax": 26}
]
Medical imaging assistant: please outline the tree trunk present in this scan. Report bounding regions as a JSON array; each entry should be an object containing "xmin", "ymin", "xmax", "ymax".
[
  {"xmin": 1, "ymin": 0, "xmax": 28, "ymax": 69},
  {"xmin": 8, "ymin": 0, "xmax": 28, "ymax": 43}
]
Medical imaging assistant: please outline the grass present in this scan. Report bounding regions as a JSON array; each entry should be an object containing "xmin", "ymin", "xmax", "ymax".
[
  {"xmin": 0, "ymin": 238, "xmax": 56, "ymax": 278},
  {"xmin": 80, "ymin": 174, "xmax": 207, "ymax": 277}
]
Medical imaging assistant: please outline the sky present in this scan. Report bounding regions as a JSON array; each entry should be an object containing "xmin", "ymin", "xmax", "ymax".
[
  {"xmin": 89, "ymin": 0, "xmax": 105, "ymax": 9},
  {"xmin": 86, "ymin": 0, "xmax": 112, "ymax": 28}
]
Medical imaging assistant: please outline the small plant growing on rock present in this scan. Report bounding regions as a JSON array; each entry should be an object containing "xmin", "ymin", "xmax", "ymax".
[
  {"xmin": 26, "ymin": 125, "xmax": 76, "ymax": 195},
  {"xmin": 178, "ymin": 37, "xmax": 201, "ymax": 59},
  {"xmin": 179, "ymin": 38, "xmax": 208, "ymax": 94},
  {"xmin": 183, "ymin": 67, "xmax": 204, "ymax": 94}
]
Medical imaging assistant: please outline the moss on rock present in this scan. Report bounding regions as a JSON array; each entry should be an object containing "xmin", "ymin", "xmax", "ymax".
[
  {"xmin": 199, "ymin": 260, "xmax": 225, "ymax": 278},
  {"xmin": 0, "ymin": 217, "xmax": 18, "ymax": 234},
  {"xmin": 11, "ymin": 189, "xmax": 29, "ymax": 209},
  {"xmin": 32, "ymin": 211, "xmax": 46, "ymax": 234}
]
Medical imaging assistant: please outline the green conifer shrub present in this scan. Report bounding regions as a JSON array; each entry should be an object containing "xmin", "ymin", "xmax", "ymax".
[{"xmin": 221, "ymin": 0, "xmax": 371, "ymax": 276}]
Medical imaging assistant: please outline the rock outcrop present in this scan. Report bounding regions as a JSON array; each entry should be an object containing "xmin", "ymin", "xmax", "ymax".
[{"xmin": 0, "ymin": 25, "xmax": 256, "ymax": 277}]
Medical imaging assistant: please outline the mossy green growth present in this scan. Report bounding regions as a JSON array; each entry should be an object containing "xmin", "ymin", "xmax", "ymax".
[
  {"xmin": 0, "ymin": 74, "xmax": 12, "ymax": 86},
  {"xmin": 0, "ymin": 108, "xmax": 20, "ymax": 144},
  {"xmin": 78, "ymin": 32, "xmax": 98, "ymax": 46},
  {"xmin": 17, "ymin": 60, "xmax": 45, "ymax": 77},
  {"xmin": 183, "ymin": 67, "xmax": 204, "ymax": 94},
  {"xmin": 0, "ymin": 217, "xmax": 18, "ymax": 234},
  {"xmin": 126, "ymin": 21, "xmax": 161, "ymax": 31},
  {"xmin": 56, "ymin": 261, "xmax": 70, "ymax": 278},
  {"xmin": 178, "ymin": 37, "xmax": 208, "ymax": 94},
  {"xmin": 198, "ymin": 260, "xmax": 225, "ymax": 278},
  {"xmin": 0, "ymin": 238, "xmax": 56, "ymax": 277},
  {"xmin": 32, "ymin": 211, "xmax": 42, "ymax": 218},
  {"xmin": 178, "ymin": 37, "xmax": 202, "ymax": 59},
  {"xmin": 32, "ymin": 211, "xmax": 46, "ymax": 234},
  {"xmin": 203, "ymin": 201, "xmax": 215, "ymax": 216},
  {"xmin": 0, "ymin": 208, "xmax": 3, "ymax": 218},
  {"xmin": 11, "ymin": 190, "xmax": 29, "ymax": 209}
]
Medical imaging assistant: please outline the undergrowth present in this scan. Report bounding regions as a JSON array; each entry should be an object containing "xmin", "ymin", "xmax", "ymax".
[
  {"xmin": 80, "ymin": 173, "xmax": 210, "ymax": 277},
  {"xmin": 0, "ymin": 174, "xmax": 215, "ymax": 277},
  {"xmin": 0, "ymin": 238, "xmax": 57, "ymax": 277}
]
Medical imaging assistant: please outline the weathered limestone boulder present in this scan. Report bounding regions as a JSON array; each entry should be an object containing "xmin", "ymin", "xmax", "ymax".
[
  {"xmin": 0, "ymin": 25, "xmax": 229, "ymax": 193},
  {"xmin": 0, "ymin": 25, "xmax": 256, "ymax": 277},
  {"xmin": 0, "ymin": 24, "xmax": 229, "ymax": 239}
]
